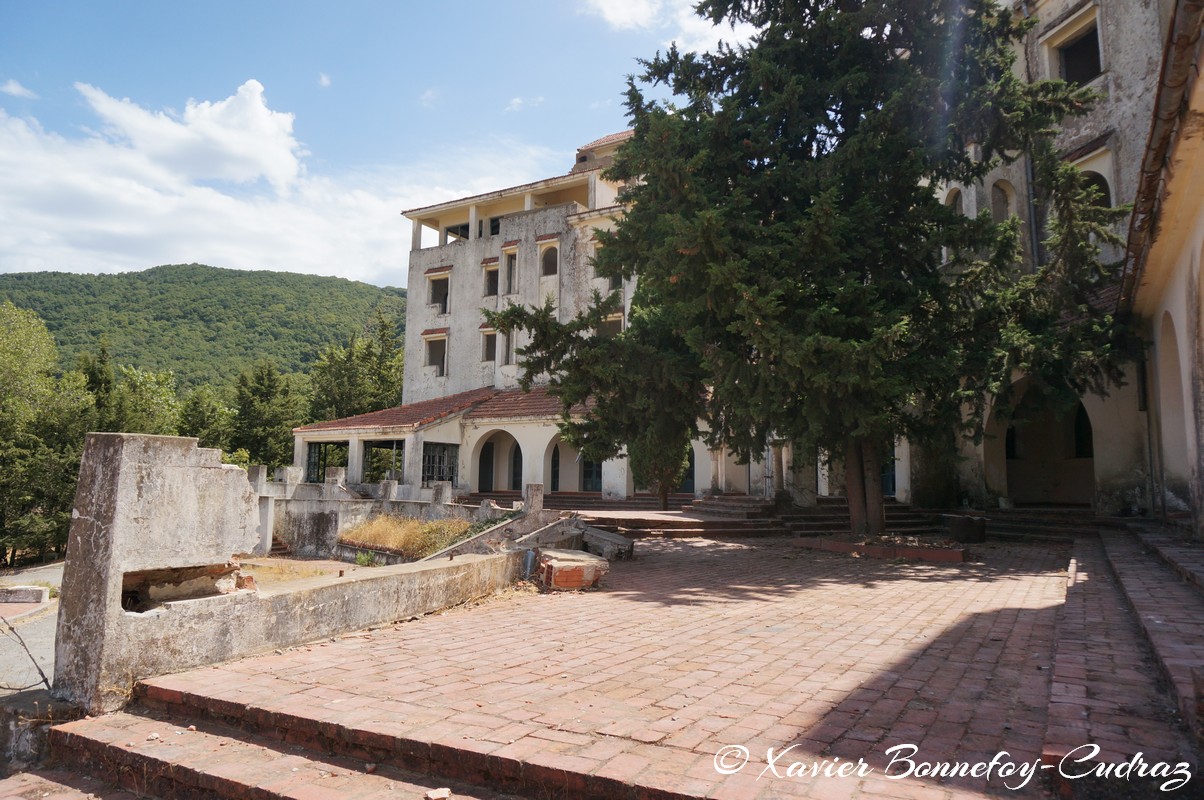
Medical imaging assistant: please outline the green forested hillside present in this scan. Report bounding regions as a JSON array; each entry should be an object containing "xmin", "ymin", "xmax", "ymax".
[{"xmin": 0, "ymin": 264, "xmax": 406, "ymax": 387}]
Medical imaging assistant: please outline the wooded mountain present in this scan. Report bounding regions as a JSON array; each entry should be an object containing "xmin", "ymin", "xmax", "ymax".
[{"xmin": 0, "ymin": 264, "xmax": 406, "ymax": 387}]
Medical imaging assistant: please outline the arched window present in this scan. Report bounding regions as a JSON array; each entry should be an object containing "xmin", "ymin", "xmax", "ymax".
[
  {"xmin": 541, "ymin": 247, "xmax": 558, "ymax": 276},
  {"xmin": 1081, "ymin": 171, "xmax": 1112, "ymax": 208},
  {"xmin": 550, "ymin": 446, "xmax": 560, "ymax": 492},
  {"xmin": 945, "ymin": 188, "xmax": 964, "ymax": 216},
  {"xmin": 510, "ymin": 444, "xmax": 523, "ymax": 491},
  {"xmin": 1073, "ymin": 404, "xmax": 1093, "ymax": 459},
  {"xmin": 991, "ymin": 181, "xmax": 1013, "ymax": 224}
]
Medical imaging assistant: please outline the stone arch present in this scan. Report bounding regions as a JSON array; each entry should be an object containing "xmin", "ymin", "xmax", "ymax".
[
  {"xmin": 542, "ymin": 434, "xmax": 583, "ymax": 493},
  {"xmin": 541, "ymin": 246, "xmax": 559, "ymax": 276},
  {"xmin": 990, "ymin": 377, "xmax": 1097, "ymax": 506},
  {"xmin": 944, "ymin": 187, "xmax": 964, "ymax": 215},
  {"xmin": 1081, "ymin": 170, "xmax": 1112, "ymax": 208},
  {"xmin": 468, "ymin": 428, "xmax": 522, "ymax": 494},
  {"xmin": 990, "ymin": 179, "xmax": 1015, "ymax": 223},
  {"xmin": 1157, "ymin": 311, "xmax": 1190, "ymax": 492}
]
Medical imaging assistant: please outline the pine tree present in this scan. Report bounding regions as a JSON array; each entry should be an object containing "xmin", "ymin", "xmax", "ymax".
[{"xmin": 513, "ymin": 0, "xmax": 1133, "ymax": 533}]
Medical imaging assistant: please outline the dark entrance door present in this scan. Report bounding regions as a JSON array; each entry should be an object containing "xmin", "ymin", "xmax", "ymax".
[
  {"xmin": 478, "ymin": 441, "xmax": 495, "ymax": 492},
  {"xmin": 582, "ymin": 459, "xmax": 603, "ymax": 492}
]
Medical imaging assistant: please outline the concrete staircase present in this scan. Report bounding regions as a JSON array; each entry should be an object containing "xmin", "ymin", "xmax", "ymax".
[
  {"xmin": 464, "ymin": 490, "xmax": 696, "ymax": 512},
  {"xmin": 578, "ymin": 514, "xmax": 788, "ymax": 539},
  {"xmin": 44, "ymin": 697, "xmax": 526, "ymax": 800},
  {"xmin": 682, "ymin": 493, "xmax": 777, "ymax": 518},
  {"xmin": 780, "ymin": 496, "xmax": 941, "ymax": 537}
]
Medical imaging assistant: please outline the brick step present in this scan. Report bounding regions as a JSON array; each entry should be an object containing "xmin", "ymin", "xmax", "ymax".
[
  {"xmin": 785, "ymin": 517, "xmax": 935, "ymax": 530},
  {"xmin": 0, "ymin": 769, "xmax": 141, "ymax": 799},
  {"xmin": 269, "ymin": 536, "xmax": 290, "ymax": 556},
  {"xmin": 132, "ymin": 682, "xmax": 704, "ymax": 800},
  {"xmin": 50, "ymin": 709, "xmax": 519, "ymax": 800},
  {"xmin": 620, "ymin": 526, "xmax": 789, "ymax": 539},
  {"xmin": 578, "ymin": 517, "xmax": 775, "ymax": 530},
  {"xmin": 1098, "ymin": 530, "xmax": 1204, "ymax": 740},
  {"xmin": 679, "ymin": 504, "xmax": 775, "ymax": 519},
  {"xmin": 1042, "ymin": 535, "xmax": 1199, "ymax": 793},
  {"xmin": 790, "ymin": 527, "xmax": 946, "ymax": 539},
  {"xmin": 1132, "ymin": 525, "xmax": 1204, "ymax": 594}
]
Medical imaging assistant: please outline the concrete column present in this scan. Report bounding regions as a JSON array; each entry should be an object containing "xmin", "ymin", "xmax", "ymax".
[
  {"xmin": 439, "ymin": 227, "xmax": 448, "ymax": 246},
  {"xmin": 587, "ymin": 172, "xmax": 597, "ymax": 209},
  {"xmin": 404, "ymin": 433, "xmax": 423, "ymax": 490},
  {"xmin": 347, "ymin": 437, "xmax": 364, "ymax": 484},
  {"xmin": 468, "ymin": 205, "xmax": 479, "ymax": 241},
  {"xmin": 895, "ymin": 438, "xmax": 913, "ymax": 504},
  {"xmin": 411, "ymin": 219, "xmax": 423, "ymax": 251},
  {"xmin": 523, "ymin": 192, "xmax": 534, "ymax": 211},
  {"xmin": 523, "ymin": 483, "xmax": 544, "ymax": 512},
  {"xmin": 601, "ymin": 457, "xmax": 629, "ymax": 499},
  {"xmin": 293, "ymin": 436, "xmax": 307, "ymax": 471}
]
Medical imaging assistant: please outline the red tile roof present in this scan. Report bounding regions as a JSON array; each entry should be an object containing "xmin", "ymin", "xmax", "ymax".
[
  {"xmin": 535, "ymin": 233, "xmax": 560, "ymax": 242},
  {"xmin": 465, "ymin": 385, "xmax": 590, "ymax": 420},
  {"xmin": 425, "ymin": 265, "xmax": 453, "ymax": 275},
  {"xmin": 295, "ymin": 387, "xmax": 500, "ymax": 433},
  {"xmin": 481, "ymin": 256, "xmax": 499, "ymax": 265},
  {"xmin": 578, "ymin": 130, "xmax": 634, "ymax": 151},
  {"xmin": 421, "ymin": 327, "xmax": 449, "ymax": 337}
]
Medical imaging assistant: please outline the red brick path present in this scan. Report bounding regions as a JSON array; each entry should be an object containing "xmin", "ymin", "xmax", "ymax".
[{"xmin": 138, "ymin": 538, "xmax": 1106, "ymax": 798}]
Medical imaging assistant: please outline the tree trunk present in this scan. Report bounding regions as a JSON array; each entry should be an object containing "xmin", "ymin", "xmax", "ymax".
[
  {"xmin": 844, "ymin": 438, "xmax": 867, "ymax": 536},
  {"xmin": 861, "ymin": 439, "xmax": 886, "ymax": 538},
  {"xmin": 659, "ymin": 483, "xmax": 670, "ymax": 511}
]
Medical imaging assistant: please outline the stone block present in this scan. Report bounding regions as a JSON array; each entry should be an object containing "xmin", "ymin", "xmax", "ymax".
[
  {"xmin": 523, "ymin": 483, "xmax": 544, "ymax": 512},
  {"xmin": 538, "ymin": 548, "xmax": 609, "ymax": 590},
  {"xmin": 583, "ymin": 527, "xmax": 635, "ymax": 561},
  {"xmin": 0, "ymin": 585, "xmax": 49, "ymax": 603}
]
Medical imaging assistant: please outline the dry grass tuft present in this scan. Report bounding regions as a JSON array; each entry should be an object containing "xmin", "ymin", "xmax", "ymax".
[{"xmin": 339, "ymin": 515, "xmax": 473, "ymax": 560}]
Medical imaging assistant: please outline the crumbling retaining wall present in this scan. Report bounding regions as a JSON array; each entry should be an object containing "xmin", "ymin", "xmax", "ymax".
[{"xmin": 53, "ymin": 434, "xmax": 523, "ymax": 715}]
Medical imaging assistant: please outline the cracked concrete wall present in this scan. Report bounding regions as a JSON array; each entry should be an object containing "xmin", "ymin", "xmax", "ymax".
[{"xmin": 53, "ymin": 434, "xmax": 259, "ymax": 714}]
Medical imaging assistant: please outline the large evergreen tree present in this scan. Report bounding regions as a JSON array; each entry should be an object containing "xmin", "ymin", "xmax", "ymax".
[{"xmin": 508, "ymin": 0, "xmax": 1131, "ymax": 534}]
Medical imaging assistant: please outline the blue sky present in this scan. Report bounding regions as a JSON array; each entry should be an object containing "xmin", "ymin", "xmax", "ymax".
[{"xmin": 0, "ymin": 1, "xmax": 751, "ymax": 287}]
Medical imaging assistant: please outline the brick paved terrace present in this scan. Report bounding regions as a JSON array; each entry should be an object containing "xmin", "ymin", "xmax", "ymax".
[{"xmin": 38, "ymin": 535, "xmax": 1191, "ymax": 799}]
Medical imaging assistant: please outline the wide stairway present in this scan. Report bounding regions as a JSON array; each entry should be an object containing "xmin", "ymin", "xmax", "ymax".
[{"xmin": 464, "ymin": 490, "xmax": 696, "ymax": 512}]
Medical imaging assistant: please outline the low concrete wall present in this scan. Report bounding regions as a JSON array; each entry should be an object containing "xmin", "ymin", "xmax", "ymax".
[
  {"xmin": 274, "ymin": 494, "xmax": 504, "ymax": 558},
  {"xmin": 94, "ymin": 552, "xmax": 521, "ymax": 714}
]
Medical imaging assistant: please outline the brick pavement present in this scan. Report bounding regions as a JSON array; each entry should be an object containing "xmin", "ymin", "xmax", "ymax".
[{"xmin": 133, "ymin": 537, "xmax": 1106, "ymax": 798}]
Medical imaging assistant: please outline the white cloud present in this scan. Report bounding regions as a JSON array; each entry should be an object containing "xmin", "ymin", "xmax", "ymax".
[
  {"xmin": 581, "ymin": 0, "xmax": 756, "ymax": 52},
  {"xmin": 1, "ymin": 79, "xmax": 38, "ymax": 99},
  {"xmin": 420, "ymin": 88, "xmax": 438, "ymax": 108},
  {"xmin": 504, "ymin": 96, "xmax": 544, "ymax": 113},
  {"xmin": 0, "ymin": 84, "xmax": 564, "ymax": 288},
  {"xmin": 76, "ymin": 80, "xmax": 304, "ymax": 193},
  {"xmin": 581, "ymin": 0, "xmax": 663, "ymax": 29},
  {"xmin": 318, "ymin": 73, "xmax": 332, "ymax": 88}
]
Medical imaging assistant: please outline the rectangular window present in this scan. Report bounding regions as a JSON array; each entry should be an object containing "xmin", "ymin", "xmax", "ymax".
[
  {"xmin": 502, "ymin": 333, "xmax": 515, "ymax": 366},
  {"xmin": 425, "ymin": 338, "xmax": 447, "ymax": 377},
  {"xmin": 598, "ymin": 315, "xmax": 623, "ymax": 338},
  {"xmin": 609, "ymin": 273, "xmax": 622, "ymax": 292},
  {"xmin": 504, "ymin": 253, "xmax": 517, "ymax": 294},
  {"xmin": 1060, "ymin": 24, "xmax": 1101, "ymax": 86},
  {"xmin": 489, "ymin": 217, "xmax": 502, "ymax": 236},
  {"xmin": 429, "ymin": 276, "xmax": 450, "ymax": 314},
  {"xmin": 482, "ymin": 332, "xmax": 497, "ymax": 362},
  {"xmin": 421, "ymin": 443, "xmax": 459, "ymax": 486},
  {"xmin": 484, "ymin": 267, "xmax": 499, "ymax": 297}
]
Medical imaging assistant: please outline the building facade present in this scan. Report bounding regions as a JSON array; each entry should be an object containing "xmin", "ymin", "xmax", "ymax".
[{"xmin": 295, "ymin": 0, "xmax": 1202, "ymax": 530}]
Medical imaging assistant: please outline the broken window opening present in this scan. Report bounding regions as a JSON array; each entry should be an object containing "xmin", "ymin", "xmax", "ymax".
[
  {"xmin": 483, "ymin": 332, "xmax": 497, "ymax": 362},
  {"xmin": 1060, "ymin": 24, "xmax": 1102, "ymax": 86},
  {"xmin": 541, "ymin": 247, "xmax": 559, "ymax": 277},
  {"xmin": 505, "ymin": 253, "xmax": 517, "ymax": 294},
  {"xmin": 484, "ymin": 268, "xmax": 499, "ymax": 297},
  {"xmin": 426, "ymin": 338, "xmax": 448, "ymax": 377},
  {"xmin": 429, "ymin": 277, "xmax": 450, "ymax": 314},
  {"xmin": 422, "ymin": 442, "xmax": 459, "ymax": 486}
]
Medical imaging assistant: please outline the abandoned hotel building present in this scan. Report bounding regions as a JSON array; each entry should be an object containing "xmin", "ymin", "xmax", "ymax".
[{"xmin": 292, "ymin": 0, "xmax": 1204, "ymax": 536}]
